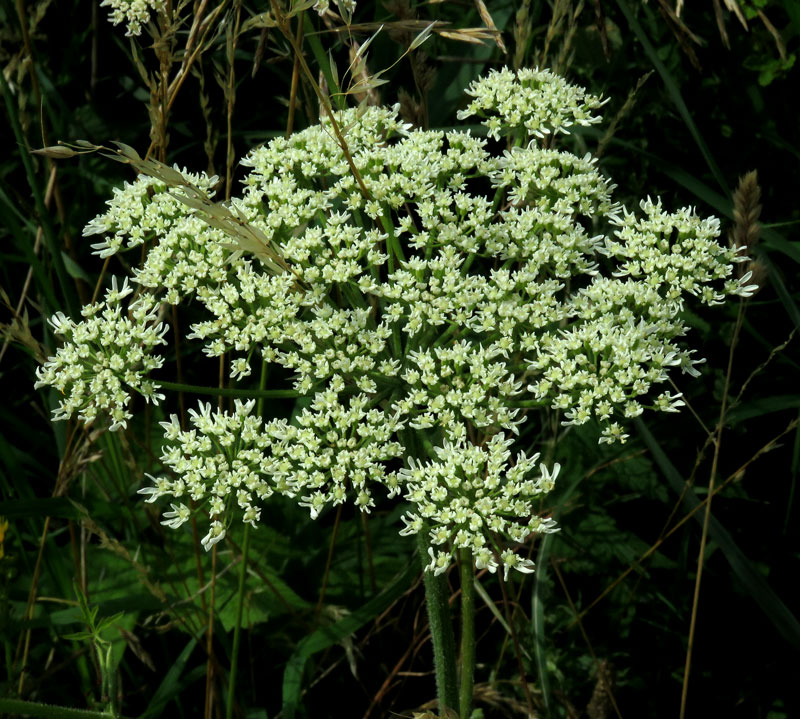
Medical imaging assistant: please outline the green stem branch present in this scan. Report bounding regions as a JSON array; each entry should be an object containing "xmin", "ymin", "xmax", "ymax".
[
  {"xmin": 225, "ymin": 522, "xmax": 250, "ymax": 719},
  {"xmin": 459, "ymin": 549, "xmax": 476, "ymax": 719},
  {"xmin": 417, "ymin": 533, "xmax": 458, "ymax": 716},
  {"xmin": 153, "ymin": 379, "xmax": 297, "ymax": 399}
]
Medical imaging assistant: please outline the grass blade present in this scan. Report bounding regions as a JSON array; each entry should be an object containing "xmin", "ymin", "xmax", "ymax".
[
  {"xmin": 727, "ymin": 395, "xmax": 800, "ymax": 424},
  {"xmin": 0, "ymin": 70, "xmax": 78, "ymax": 318},
  {"xmin": 531, "ymin": 538, "xmax": 554, "ymax": 719},
  {"xmin": 761, "ymin": 255, "xmax": 800, "ymax": 332},
  {"xmin": 142, "ymin": 636, "xmax": 199, "ymax": 718},
  {"xmin": 636, "ymin": 418, "xmax": 800, "ymax": 650},
  {"xmin": 614, "ymin": 0, "xmax": 729, "ymax": 196},
  {"xmin": 0, "ymin": 697, "xmax": 137, "ymax": 719}
]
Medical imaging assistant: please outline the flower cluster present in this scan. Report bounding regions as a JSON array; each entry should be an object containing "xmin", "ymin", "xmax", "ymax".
[
  {"xmin": 604, "ymin": 198, "xmax": 758, "ymax": 304},
  {"xmin": 100, "ymin": 0, "xmax": 163, "ymax": 36},
  {"xmin": 37, "ymin": 68, "xmax": 754, "ymax": 578},
  {"xmin": 399, "ymin": 434, "xmax": 560, "ymax": 580},
  {"xmin": 312, "ymin": 0, "xmax": 357, "ymax": 18},
  {"xmin": 458, "ymin": 67, "xmax": 606, "ymax": 140},
  {"xmin": 141, "ymin": 400, "xmax": 274, "ymax": 549},
  {"xmin": 34, "ymin": 278, "xmax": 167, "ymax": 431},
  {"xmin": 142, "ymin": 391, "xmax": 404, "ymax": 549}
]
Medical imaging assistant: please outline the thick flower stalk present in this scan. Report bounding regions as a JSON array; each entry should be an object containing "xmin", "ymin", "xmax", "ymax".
[{"xmin": 36, "ymin": 67, "xmax": 755, "ymax": 582}]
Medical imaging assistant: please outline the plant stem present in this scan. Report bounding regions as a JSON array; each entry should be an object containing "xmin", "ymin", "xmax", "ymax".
[
  {"xmin": 416, "ymin": 533, "xmax": 458, "ymax": 716},
  {"xmin": 226, "ymin": 522, "xmax": 250, "ymax": 719},
  {"xmin": 286, "ymin": 11, "xmax": 304, "ymax": 138},
  {"xmin": 459, "ymin": 549, "xmax": 476, "ymax": 719},
  {"xmin": 271, "ymin": 0, "xmax": 371, "ymax": 199},
  {"xmin": 154, "ymin": 379, "xmax": 297, "ymax": 399},
  {"xmin": 680, "ymin": 299, "xmax": 744, "ymax": 718},
  {"xmin": 256, "ymin": 358, "xmax": 270, "ymax": 416}
]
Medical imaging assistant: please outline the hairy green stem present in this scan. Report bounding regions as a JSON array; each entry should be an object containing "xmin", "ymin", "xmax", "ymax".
[
  {"xmin": 417, "ymin": 533, "xmax": 458, "ymax": 716},
  {"xmin": 459, "ymin": 549, "xmax": 476, "ymax": 719},
  {"xmin": 225, "ymin": 522, "xmax": 250, "ymax": 719}
]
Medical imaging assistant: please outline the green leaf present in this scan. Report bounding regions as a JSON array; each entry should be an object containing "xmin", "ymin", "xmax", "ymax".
[
  {"xmin": 762, "ymin": 256, "xmax": 800, "ymax": 332},
  {"xmin": 62, "ymin": 631, "xmax": 93, "ymax": 641},
  {"xmin": 281, "ymin": 561, "xmax": 417, "ymax": 719},
  {"xmin": 216, "ymin": 563, "xmax": 312, "ymax": 631},
  {"xmin": 0, "ymin": 698, "xmax": 136, "ymax": 719},
  {"xmin": 141, "ymin": 637, "xmax": 199, "ymax": 718},
  {"xmin": 727, "ymin": 395, "xmax": 800, "ymax": 424},
  {"xmin": 762, "ymin": 236, "xmax": 800, "ymax": 266},
  {"xmin": 61, "ymin": 252, "xmax": 91, "ymax": 282},
  {"xmin": 304, "ymin": 14, "xmax": 342, "ymax": 102},
  {"xmin": 0, "ymin": 497, "xmax": 81, "ymax": 519}
]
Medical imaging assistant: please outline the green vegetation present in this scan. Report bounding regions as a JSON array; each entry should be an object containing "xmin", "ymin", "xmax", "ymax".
[{"xmin": 1, "ymin": 1, "xmax": 799, "ymax": 718}]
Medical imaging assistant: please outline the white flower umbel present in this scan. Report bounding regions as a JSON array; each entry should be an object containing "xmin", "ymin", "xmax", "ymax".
[
  {"xmin": 141, "ymin": 391, "xmax": 405, "ymax": 544},
  {"xmin": 84, "ymin": 169, "xmax": 227, "ymax": 305},
  {"xmin": 458, "ymin": 67, "xmax": 606, "ymax": 140},
  {"xmin": 99, "ymin": 0, "xmax": 164, "ymax": 36},
  {"xmin": 603, "ymin": 198, "xmax": 753, "ymax": 303},
  {"xmin": 35, "ymin": 279, "xmax": 167, "ymax": 431},
  {"xmin": 399, "ymin": 433, "xmax": 560, "ymax": 579},
  {"xmin": 143, "ymin": 399, "xmax": 278, "ymax": 533},
  {"xmin": 39, "ymin": 68, "xmax": 752, "ymax": 571}
]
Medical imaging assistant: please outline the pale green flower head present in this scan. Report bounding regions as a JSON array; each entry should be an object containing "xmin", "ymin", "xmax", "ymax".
[
  {"xmin": 312, "ymin": 0, "xmax": 357, "ymax": 18},
  {"xmin": 100, "ymin": 0, "xmax": 164, "ymax": 37},
  {"xmin": 458, "ymin": 66, "xmax": 607, "ymax": 141},
  {"xmin": 36, "ymin": 67, "xmax": 754, "ymax": 578},
  {"xmin": 34, "ymin": 278, "xmax": 167, "ymax": 431},
  {"xmin": 400, "ymin": 434, "xmax": 561, "ymax": 581}
]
